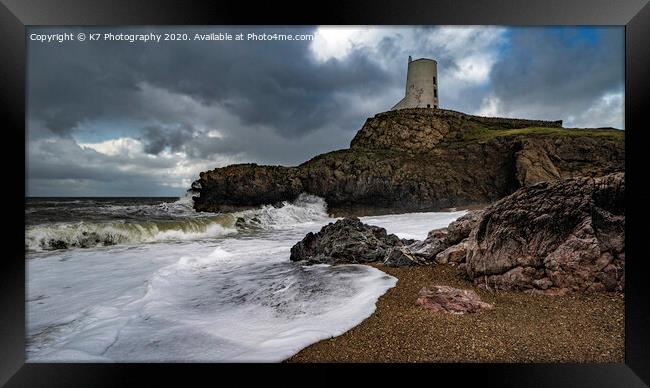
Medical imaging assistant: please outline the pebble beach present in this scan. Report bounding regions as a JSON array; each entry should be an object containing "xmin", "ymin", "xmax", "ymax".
[{"xmin": 286, "ymin": 264, "xmax": 624, "ymax": 363}]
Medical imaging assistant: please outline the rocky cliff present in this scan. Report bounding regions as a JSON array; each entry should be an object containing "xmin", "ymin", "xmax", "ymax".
[
  {"xmin": 192, "ymin": 108, "xmax": 624, "ymax": 214},
  {"xmin": 349, "ymin": 108, "xmax": 563, "ymax": 152},
  {"xmin": 464, "ymin": 173, "xmax": 625, "ymax": 293}
]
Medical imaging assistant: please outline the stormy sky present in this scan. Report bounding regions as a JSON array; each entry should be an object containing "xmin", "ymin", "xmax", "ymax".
[{"xmin": 26, "ymin": 26, "xmax": 624, "ymax": 197}]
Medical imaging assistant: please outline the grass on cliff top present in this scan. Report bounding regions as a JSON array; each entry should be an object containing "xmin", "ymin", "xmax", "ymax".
[{"xmin": 463, "ymin": 126, "xmax": 624, "ymax": 143}]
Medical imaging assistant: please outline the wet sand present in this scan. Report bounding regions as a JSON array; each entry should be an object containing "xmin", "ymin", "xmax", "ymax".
[{"xmin": 285, "ymin": 264, "xmax": 624, "ymax": 363}]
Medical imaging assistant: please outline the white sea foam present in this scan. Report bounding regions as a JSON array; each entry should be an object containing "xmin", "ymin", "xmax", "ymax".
[
  {"xmin": 26, "ymin": 198, "xmax": 465, "ymax": 362},
  {"xmin": 360, "ymin": 210, "xmax": 468, "ymax": 240},
  {"xmin": 27, "ymin": 238, "xmax": 397, "ymax": 362},
  {"xmin": 24, "ymin": 219, "xmax": 239, "ymax": 251},
  {"xmin": 233, "ymin": 194, "xmax": 331, "ymax": 229},
  {"xmin": 25, "ymin": 194, "xmax": 330, "ymax": 252}
]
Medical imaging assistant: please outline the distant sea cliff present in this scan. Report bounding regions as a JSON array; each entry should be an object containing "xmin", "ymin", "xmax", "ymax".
[{"xmin": 190, "ymin": 108, "xmax": 624, "ymax": 215}]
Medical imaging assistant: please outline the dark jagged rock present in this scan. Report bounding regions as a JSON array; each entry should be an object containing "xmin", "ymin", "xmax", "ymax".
[
  {"xmin": 408, "ymin": 210, "xmax": 483, "ymax": 262},
  {"xmin": 289, "ymin": 217, "xmax": 402, "ymax": 265},
  {"xmin": 384, "ymin": 246, "xmax": 425, "ymax": 267},
  {"xmin": 47, "ymin": 239, "xmax": 68, "ymax": 250},
  {"xmin": 192, "ymin": 108, "xmax": 623, "ymax": 214},
  {"xmin": 465, "ymin": 172, "xmax": 625, "ymax": 293},
  {"xmin": 193, "ymin": 164, "xmax": 303, "ymax": 212},
  {"xmin": 416, "ymin": 285, "xmax": 493, "ymax": 314}
]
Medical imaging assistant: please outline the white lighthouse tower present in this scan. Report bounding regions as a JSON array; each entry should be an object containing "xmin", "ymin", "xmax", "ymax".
[{"xmin": 391, "ymin": 56, "xmax": 439, "ymax": 110}]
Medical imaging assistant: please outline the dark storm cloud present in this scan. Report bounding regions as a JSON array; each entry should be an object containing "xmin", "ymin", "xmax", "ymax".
[
  {"xmin": 28, "ymin": 26, "xmax": 390, "ymax": 142},
  {"xmin": 489, "ymin": 27, "xmax": 624, "ymax": 122},
  {"xmin": 28, "ymin": 34, "xmax": 143, "ymax": 134},
  {"xmin": 142, "ymin": 39, "xmax": 388, "ymax": 137},
  {"xmin": 140, "ymin": 124, "xmax": 195, "ymax": 155}
]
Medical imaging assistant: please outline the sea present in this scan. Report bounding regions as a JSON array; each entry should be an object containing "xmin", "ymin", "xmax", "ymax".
[{"xmin": 25, "ymin": 194, "xmax": 466, "ymax": 362}]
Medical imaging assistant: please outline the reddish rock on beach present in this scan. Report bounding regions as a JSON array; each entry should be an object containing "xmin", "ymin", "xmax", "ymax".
[
  {"xmin": 465, "ymin": 172, "xmax": 625, "ymax": 293},
  {"xmin": 415, "ymin": 285, "xmax": 493, "ymax": 314}
]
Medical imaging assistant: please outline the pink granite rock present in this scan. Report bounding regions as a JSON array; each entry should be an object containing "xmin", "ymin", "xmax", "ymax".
[{"xmin": 416, "ymin": 285, "xmax": 493, "ymax": 314}]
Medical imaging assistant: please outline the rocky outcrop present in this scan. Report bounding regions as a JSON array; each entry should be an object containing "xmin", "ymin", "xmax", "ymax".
[
  {"xmin": 416, "ymin": 285, "xmax": 493, "ymax": 314},
  {"xmin": 287, "ymin": 172, "xmax": 625, "ymax": 294},
  {"xmin": 435, "ymin": 240, "xmax": 469, "ymax": 264},
  {"xmin": 515, "ymin": 140, "xmax": 561, "ymax": 186},
  {"xmin": 464, "ymin": 173, "xmax": 625, "ymax": 293},
  {"xmin": 289, "ymin": 217, "xmax": 402, "ymax": 265},
  {"xmin": 350, "ymin": 108, "xmax": 562, "ymax": 152},
  {"xmin": 193, "ymin": 164, "xmax": 302, "ymax": 211},
  {"xmin": 192, "ymin": 108, "xmax": 623, "ymax": 214},
  {"xmin": 408, "ymin": 210, "xmax": 483, "ymax": 262},
  {"xmin": 384, "ymin": 246, "xmax": 425, "ymax": 267}
]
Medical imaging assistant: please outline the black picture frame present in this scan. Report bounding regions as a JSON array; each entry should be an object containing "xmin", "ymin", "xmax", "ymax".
[{"xmin": 1, "ymin": 0, "xmax": 648, "ymax": 386}]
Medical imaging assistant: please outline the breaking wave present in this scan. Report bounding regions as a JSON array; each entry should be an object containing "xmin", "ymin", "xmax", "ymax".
[
  {"xmin": 235, "ymin": 193, "xmax": 330, "ymax": 229},
  {"xmin": 25, "ymin": 194, "xmax": 330, "ymax": 252}
]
